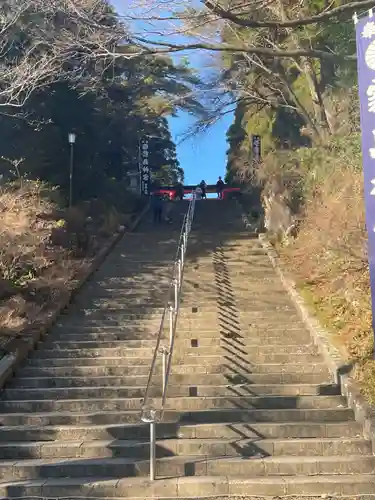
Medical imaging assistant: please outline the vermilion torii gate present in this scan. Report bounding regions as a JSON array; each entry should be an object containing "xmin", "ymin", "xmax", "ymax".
[{"xmin": 152, "ymin": 184, "xmax": 241, "ymax": 200}]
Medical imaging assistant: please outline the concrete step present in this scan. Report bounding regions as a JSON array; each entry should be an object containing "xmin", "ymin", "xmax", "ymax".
[
  {"xmin": 75, "ymin": 298, "xmax": 167, "ymax": 307},
  {"xmin": 28, "ymin": 348, "xmax": 320, "ymax": 364},
  {"xmin": 29, "ymin": 347, "xmax": 156, "ymax": 359},
  {"xmin": 59, "ymin": 311, "xmax": 165, "ymax": 321},
  {"xmin": 184, "ymin": 273, "xmax": 281, "ymax": 282},
  {"xmin": 41, "ymin": 339, "xmax": 314, "ymax": 351},
  {"xmin": 46, "ymin": 330, "xmax": 312, "ymax": 343},
  {"xmin": 53, "ymin": 318, "xmax": 305, "ymax": 333},
  {"xmin": 17, "ymin": 361, "xmax": 331, "ymax": 377},
  {"xmin": 21, "ymin": 357, "xmax": 331, "ymax": 374},
  {"xmin": 0, "ymin": 203, "xmax": 367, "ymax": 499},
  {"xmin": 57, "ymin": 309, "xmax": 302, "ymax": 322},
  {"xmin": 24, "ymin": 357, "xmax": 156, "ymax": 367},
  {"xmin": 0, "ymin": 456, "xmax": 374, "ymax": 482},
  {"xmin": 178, "ymin": 350, "xmax": 321, "ymax": 365},
  {"xmin": 0, "ymin": 421, "xmax": 363, "ymax": 443},
  {"xmin": 179, "ymin": 298, "xmax": 295, "ymax": 309},
  {"xmin": 192, "ymin": 277, "xmax": 284, "ymax": 286},
  {"xmin": 3, "ymin": 383, "xmax": 340, "ymax": 401},
  {"xmin": 2, "ymin": 474, "xmax": 375, "ymax": 498},
  {"xmin": 49, "ymin": 328, "xmax": 159, "ymax": 340},
  {"xmin": 0, "ymin": 437, "xmax": 370, "ymax": 461},
  {"xmin": 54, "ymin": 319, "xmax": 164, "ymax": 330},
  {"xmin": 0, "ymin": 408, "xmax": 355, "ymax": 426},
  {"xmin": 10, "ymin": 372, "xmax": 334, "ymax": 389},
  {"xmin": 43, "ymin": 339, "xmax": 158, "ymax": 349},
  {"xmin": 184, "ymin": 269, "xmax": 280, "ymax": 278},
  {"xmin": 0, "ymin": 395, "xmax": 347, "ymax": 414}
]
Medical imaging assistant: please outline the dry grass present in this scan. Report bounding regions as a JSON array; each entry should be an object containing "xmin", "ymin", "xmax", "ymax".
[
  {"xmin": 0, "ymin": 180, "xmax": 141, "ymax": 355},
  {"xmin": 272, "ymin": 156, "xmax": 375, "ymax": 403}
]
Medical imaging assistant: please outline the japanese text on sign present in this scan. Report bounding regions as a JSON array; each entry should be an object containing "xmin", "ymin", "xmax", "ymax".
[
  {"xmin": 140, "ymin": 138, "xmax": 150, "ymax": 195},
  {"xmin": 354, "ymin": 13, "xmax": 375, "ymax": 351},
  {"xmin": 251, "ymin": 135, "xmax": 261, "ymax": 162}
]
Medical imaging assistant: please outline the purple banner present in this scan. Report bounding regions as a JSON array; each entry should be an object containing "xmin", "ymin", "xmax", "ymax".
[{"xmin": 356, "ymin": 14, "xmax": 375, "ymax": 345}]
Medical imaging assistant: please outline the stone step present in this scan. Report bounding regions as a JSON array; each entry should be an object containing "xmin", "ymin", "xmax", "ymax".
[
  {"xmin": 54, "ymin": 318, "xmax": 304, "ymax": 333},
  {"xmin": 65, "ymin": 307, "xmax": 269, "ymax": 318},
  {"xmin": 49, "ymin": 323, "xmax": 310, "ymax": 336},
  {"xmin": 55, "ymin": 320, "xmax": 164, "ymax": 329},
  {"xmin": 10, "ymin": 372, "xmax": 333, "ymax": 389},
  {"xmin": 0, "ymin": 408, "xmax": 355, "ymax": 426},
  {"xmin": 83, "ymin": 278, "xmax": 170, "ymax": 289},
  {"xmin": 1, "ymin": 474, "xmax": 375, "ymax": 498},
  {"xmin": 28, "ymin": 348, "xmax": 319, "ymax": 364},
  {"xmin": 184, "ymin": 270, "xmax": 280, "ymax": 279},
  {"xmin": 0, "ymin": 421, "xmax": 363, "ymax": 443},
  {"xmin": 49, "ymin": 496, "xmax": 375, "ymax": 500},
  {"xmin": 59, "ymin": 311, "xmax": 165, "ymax": 321},
  {"xmin": 49, "ymin": 328, "xmax": 159, "ymax": 339},
  {"xmin": 43, "ymin": 339, "xmax": 158, "ymax": 349},
  {"xmin": 29, "ymin": 347, "xmax": 156, "ymax": 359},
  {"xmin": 192, "ymin": 279, "xmax": 285, "ymax": 288},
  {"xmin": 179, "ymin": 297, "xmax": 294, "ymax": 308},
  {"xmin": 185, "ymin": 273, "xmax": 281, "ymax": 281},
  {"xmin": 25, "ymin": 357, "xmax": 156, "ymax": 367},
  {"xmin": 17, "ymin": 361, "xmax": 330, "ymax": 377},
  {"xmin": 58, "ymin": 308, "xmax": 301, "ymax": 321},
  {"xmin": 3, "ymin": 383, "xmax": 340, "ymax": 401},
  {"xmin": 0, "ymin": 437, "xmax": 370, "ymax": 461},
  {"xmin": 22, "ymin": 357, "xmax": 330, "ymax": 374},
  {"xmin": 53, "ymin": 318, "xmax": 307, "ymax": 332},
  {"xmin": 0, "ymin": 395, "xmax": 347, "ymax": 413},
  {"xmin": 41, "ymin": 339, "xmax": 314, "ymax": 352},
  {"xmin": 46, "ymin": 330, "xmax": 311, "ymax": 343},
  {"xmin": 75, "ymin": 299, "xmax": 166, "ymax": 308},
  {"xmin": 188, "ymin": 254, "xmax": 270, "ymax": 262},
  {"xmin": 0, "ymin": 456, "xmax": 374, "ymax": 483},
  {"xmin": 0, "ymin": 421, "xmax": 363, "ymax": 444}
]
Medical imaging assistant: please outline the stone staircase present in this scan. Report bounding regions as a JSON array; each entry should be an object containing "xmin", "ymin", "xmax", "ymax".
[{"xmin": 0, "ymin": 199, "xmax": 374, "ymax": 499}]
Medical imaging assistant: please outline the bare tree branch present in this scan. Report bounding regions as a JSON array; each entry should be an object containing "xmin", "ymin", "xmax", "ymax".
[
  {"xmin": 0, "ymin": 0, "xmax": 142, "ymax": 108},
  {"xmin": 134, "ymin": 36, "xmax": 352, "ymax": 60},
  {"xmin": 203, "ymin": 0, "xmax": 374, "ymax": 28}
]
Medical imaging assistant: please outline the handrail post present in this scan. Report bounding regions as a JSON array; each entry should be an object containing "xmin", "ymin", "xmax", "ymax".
[
  {"xmin": 150, "ymin": 420, "xmax": 156, "ymax": 481},
  {"xmin": 181, "ymin": 242, "xmax": 185, "ymax": 268},
  {"xmin": 160, "ymin": 346, "xmax": 169, "ymax": 395},
  {"xmin": 177, "ymin": 259, "xmax": 181, "ymax": 289},
  {"xmin": 173, "ymin": 279, "xmax": 178, "ymax": 311},
  {"xmin": 169, "ymin": 305, "xmax": 174, "ymax": 346},
  {"xmin": 141, "ymin": 407, "xmax": 157, "ymax": 481}
]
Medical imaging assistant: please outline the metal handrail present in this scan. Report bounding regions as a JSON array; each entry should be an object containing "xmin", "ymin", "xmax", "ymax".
[{"xmin": 140, "ymin": 192, "xmax": 196, "ymax": 480}]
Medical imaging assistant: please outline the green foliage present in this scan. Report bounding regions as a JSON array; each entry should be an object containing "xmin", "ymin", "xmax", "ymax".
[
  {"xmin": 260, "ymin": 132, "xmax": 362, "ymax": 217},
  {"xmin": 0, "ymin": 1, "xmax": 205, "ymax": 202},
  {"xmin": 221, "ymin": 0, "xmax": 358, "ymax": 183}
]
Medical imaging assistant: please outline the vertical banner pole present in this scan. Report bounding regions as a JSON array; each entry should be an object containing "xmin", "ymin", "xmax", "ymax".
[{"xmin": 354, "ymin": 12, "xmax": 375, "ymax": 357}]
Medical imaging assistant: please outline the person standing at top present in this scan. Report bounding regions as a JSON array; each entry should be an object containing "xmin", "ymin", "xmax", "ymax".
[
  {"xmin": 216, "ymin": 176, "xmax": 225, "ymax": 200},
  {"xmin": 199, "ymin": 180, "xmax": 207, "ymax": 199},
  {"xmin": 151, "ymin": 192, "xmax": 163, "ymax": 224},
  {"xmin": 175, "ymin": 182, "xmax": 184, "ymax": 200}
]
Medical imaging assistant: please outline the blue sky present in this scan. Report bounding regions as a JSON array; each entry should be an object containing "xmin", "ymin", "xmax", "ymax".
[
  {"xmin": 169, "ymin": 111, "xmax": 233, "ymax": 185},
  {"xmin": 113, "ymin": 0, "xmax": 233, "ymax": 185}
]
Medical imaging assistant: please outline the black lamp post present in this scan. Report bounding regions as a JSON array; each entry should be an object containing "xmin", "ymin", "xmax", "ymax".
[{"xmin": 68, "ymin": 132, "xmax": 76, "ymax": 207}]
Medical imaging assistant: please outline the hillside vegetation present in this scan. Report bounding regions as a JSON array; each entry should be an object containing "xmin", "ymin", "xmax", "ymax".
[
  {"xmin": 219, "ymin": 3, "xmax": 375, "ymax": 400},
  {"xmin": 0, "ymin": 0, "xmax": 202, "ymax": 355}
]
